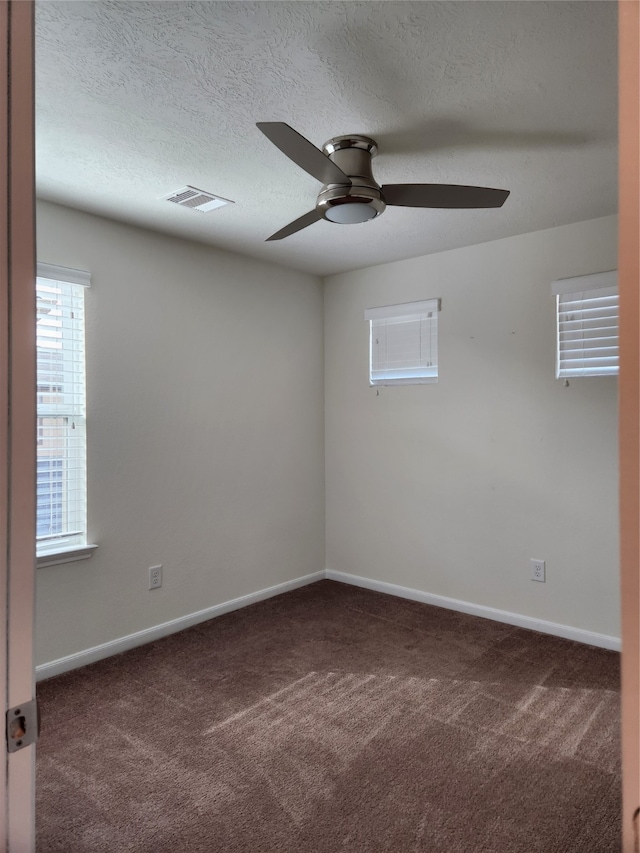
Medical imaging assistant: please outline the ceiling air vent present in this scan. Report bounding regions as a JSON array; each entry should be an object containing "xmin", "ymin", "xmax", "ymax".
[{"xmin": 161, "ymin": 186, "xmax": 233, "ymax": 212}]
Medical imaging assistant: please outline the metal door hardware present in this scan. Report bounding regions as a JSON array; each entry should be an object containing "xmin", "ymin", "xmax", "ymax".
[{"xmin": 6, "ymin": 698, "xmax": 39, "ymax": 752}]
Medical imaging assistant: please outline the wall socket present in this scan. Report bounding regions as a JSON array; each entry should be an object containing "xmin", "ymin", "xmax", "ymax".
[
  {"xmin": 149, "ymin": 565, "xmax": 162, "ymax": 590},
  {"xmin": 530, "ymin": 559, "xmax": 546, "ymax": 583}
]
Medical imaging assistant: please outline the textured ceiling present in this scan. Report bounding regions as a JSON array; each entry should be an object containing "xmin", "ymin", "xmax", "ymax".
[{"xmin": 36, "ymin": 1, "xmax": 617, "ymax": 277}]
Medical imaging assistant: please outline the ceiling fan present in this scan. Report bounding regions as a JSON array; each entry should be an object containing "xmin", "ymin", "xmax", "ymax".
[{"xmin": 257, "ymin": 122, "xmax": 510, "ymax": 242}]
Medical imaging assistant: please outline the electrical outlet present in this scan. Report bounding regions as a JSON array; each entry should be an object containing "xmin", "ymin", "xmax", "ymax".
[
  {"xmin": 530, "ymin": 559, "xmax": 545, "ymax": 583},
  {"xmin": 149, "ymin": 565, "xmax": 162, "ymax": 590}
]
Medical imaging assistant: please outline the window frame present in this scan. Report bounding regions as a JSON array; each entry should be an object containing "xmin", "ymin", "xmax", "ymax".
[
  {"xmin": 35, "ymin": 262, "xmax": 96, "ymax": 568},
  {"xmin": 365, "ymin": 298, "xmax": 440, "ymax": 387},
  {"xmin": 552, "ymin": 270, "xmax": 619, "ymax": 379}
]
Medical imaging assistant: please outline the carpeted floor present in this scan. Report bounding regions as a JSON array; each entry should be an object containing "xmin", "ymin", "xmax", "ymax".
[{"xmin": 36, "ymin": 580, "xmax": 621, "ymax": 852}]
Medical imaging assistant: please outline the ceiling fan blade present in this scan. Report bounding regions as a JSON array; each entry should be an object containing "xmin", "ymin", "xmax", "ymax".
[
  {"xmin": 382, "ymin": 184, "xmax": 510, "ymax": 209},
  {"xmin": 257, "ymin": 122, "xmax": 351, "ymax": 186},
  {"xmin": 266, "ymin": 209, "xmax": 322, "ymax": 241}
]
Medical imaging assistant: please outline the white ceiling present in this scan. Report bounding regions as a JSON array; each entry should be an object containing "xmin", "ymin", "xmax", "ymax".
[{"xmin": 35, "ymin": 1, "xmax": 617, "ymax": 277}]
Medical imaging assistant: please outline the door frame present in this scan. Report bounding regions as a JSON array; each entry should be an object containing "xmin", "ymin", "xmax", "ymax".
[
  {"xmin": 619, "ymin": 1, "xmax": 640, "ymax": 850},
  {"xmin": 1, "ymin": 2, "xmax": 36, "ymax": 850}
]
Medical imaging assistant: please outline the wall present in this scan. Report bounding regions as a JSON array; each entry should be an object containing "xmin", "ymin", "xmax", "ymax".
[
  {"xmin": 35, "ymin": 200, "xmax": 325, "ymax": 665},
  {"xmin": 36, "ymin": 206, "xmax": 620, "ymax": 666},
  {"xmin": 324, "ymin": 215, "xmax": 620, "ymax": 639}
]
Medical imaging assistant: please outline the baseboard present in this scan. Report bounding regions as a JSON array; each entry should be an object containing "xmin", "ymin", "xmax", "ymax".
[
  {"xmin": 36, "ymin": 566, "xmax": 620, "ymax": 681},
  {"xmin": 35, "ymin": 571, "xmax": 325, "ymax": 682},
  {"xmin": 325, "ymin": 570, "xmax": 621, "ymax": 652}
]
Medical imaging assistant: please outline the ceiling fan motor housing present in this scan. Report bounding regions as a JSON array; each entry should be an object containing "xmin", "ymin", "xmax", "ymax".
[{"xmin": 317, "ymin": 135, "xmax": 386, "ymax": 224}]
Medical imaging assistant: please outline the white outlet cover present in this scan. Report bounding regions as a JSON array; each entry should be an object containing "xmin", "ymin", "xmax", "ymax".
[
  {"xmin": 530, "ymin": 559, "xmax": 546, "ymax": 583},
  {"xmin": 149, "ymin": 564, "xmax": 163, "ymax": 589}
]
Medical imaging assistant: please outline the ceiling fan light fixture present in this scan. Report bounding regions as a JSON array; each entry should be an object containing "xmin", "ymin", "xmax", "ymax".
[
  {"xmin": 317, "ymin": 183, "xmax": 386, "ymax": 226},
  {"xmin": 324, "ymin": 201, "xmax": 378, "ymax": 224}
]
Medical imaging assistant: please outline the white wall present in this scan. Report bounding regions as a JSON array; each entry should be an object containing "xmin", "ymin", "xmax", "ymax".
[
  {"xmin": 36, "ymin": 206, "xmax": 620, "ymax": 666},
  {"xmin": 35, "ymin": 201, "xmax": 325, "ymax": 665},
  {"xmin": 324, "ymin": 215, "xmax": 620, "ymax": 638}
]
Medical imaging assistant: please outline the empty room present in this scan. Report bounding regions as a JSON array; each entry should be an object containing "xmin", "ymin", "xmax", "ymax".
[{"xmin": 26, "ymin": 1, "xmax": 623, "ymax": 850}]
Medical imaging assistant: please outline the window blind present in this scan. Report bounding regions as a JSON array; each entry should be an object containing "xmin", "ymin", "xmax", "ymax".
[
  {"xmin": 364, "ymin": 298, "xmax": 439, "ymax": 386},
  {"xmin": 552, "ymin": 271, "xmax": 618, "ymax": 378},
  {"xmin": 36, "ymin": 263, "xmax": 89, "ymax": 555}
]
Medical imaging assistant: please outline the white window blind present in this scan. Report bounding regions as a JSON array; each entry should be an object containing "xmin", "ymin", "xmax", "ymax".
[
  {"xmin": 364, "ymin": 298, "xmax": 439, "ymax": 386},
  {"xmin": 36, "ymin": 263, "xmax": 90, "ymax": 556},
  {"xmin": 552, "ymin": 271, "xmax": 618, "ymax": 378}
]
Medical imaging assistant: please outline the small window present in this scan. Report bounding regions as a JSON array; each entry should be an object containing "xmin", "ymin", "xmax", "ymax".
[
  {"xmin": 36, "ymin": 262, "xmax": 90, "ymax": 557},
  {"xmin": 364, "ymin": 298, "xmax": 439, "ymax": 386},
  {"xmin": 552, "ymin": 271, "xmax": 618, "ymax": 378}
]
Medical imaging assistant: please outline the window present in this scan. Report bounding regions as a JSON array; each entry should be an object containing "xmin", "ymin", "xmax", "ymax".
[
  {"xmin": 364, "ymin": 299, "xmax": 439, "ymax": 386},
  {"xmin": 36, "ymin": 262, "xmax": 92, "ymax": 563},
  {"xmin": 552, "ymin": 271, "xmax": 618, "ymax": 378}
]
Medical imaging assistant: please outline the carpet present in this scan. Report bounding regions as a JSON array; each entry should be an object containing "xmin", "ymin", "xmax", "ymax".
[{"xmin": 36, "ymin": 580, "xmax": 621, "ymax": 852}]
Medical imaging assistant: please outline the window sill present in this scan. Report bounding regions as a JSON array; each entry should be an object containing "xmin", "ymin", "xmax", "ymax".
[{"xmin": 36, "ymin": 543, "xmax": 98, "ymax": 569}]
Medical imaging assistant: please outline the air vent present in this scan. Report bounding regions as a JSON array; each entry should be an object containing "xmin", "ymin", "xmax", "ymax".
[{"xmin": 161, "ymin": 186, "xmax": 233, "ymax": 212}]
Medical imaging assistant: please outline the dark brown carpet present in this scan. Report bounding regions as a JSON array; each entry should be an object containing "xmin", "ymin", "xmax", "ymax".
[{"xmin": 36, "ymin": 580, "xmax": 621, "ymax": 852}]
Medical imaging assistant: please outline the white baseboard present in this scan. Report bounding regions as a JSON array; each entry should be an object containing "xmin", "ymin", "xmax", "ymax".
[
  {"xmin": 36, "ymin": 567, "xmax": 620, "ymax": 680},
  {"xmin": 35, "ymin": 571, "xmax": 325, "ymax": 682},
  {"xmin": 325, "ymin": 570, "xmax": 621, "ymax": 652}
]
